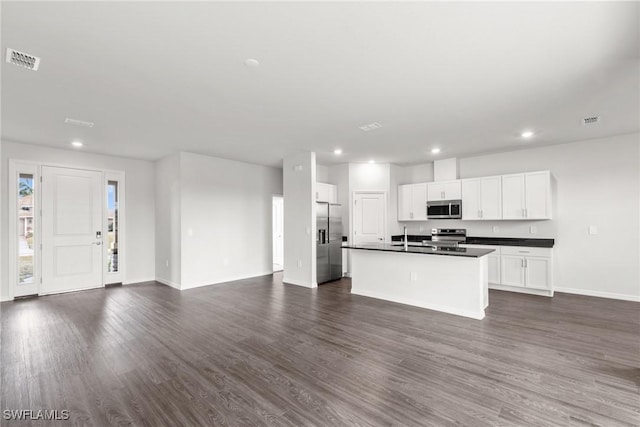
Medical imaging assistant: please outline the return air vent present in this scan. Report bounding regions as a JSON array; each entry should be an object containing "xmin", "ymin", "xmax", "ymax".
[
  {"xmin": 5, "ymin": 48, "xmax": 40, "ymax": 71},
  {"xmin": 582, "ymin": 116, "xmax": 600, "ymax": 125},
  {"xmin": 64, "ymin": 118, "xmax": 95, "ymax": 128}
]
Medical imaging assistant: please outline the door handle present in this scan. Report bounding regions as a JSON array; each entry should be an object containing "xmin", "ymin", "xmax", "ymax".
[{"xmin": 93, "ymin": 242, "xmax": 102, "ymax": 246}]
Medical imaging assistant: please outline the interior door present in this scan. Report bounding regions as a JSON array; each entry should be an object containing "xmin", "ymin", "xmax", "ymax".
[
  {"xmin": 353, "ymin": 192, "xmax": 385, "ymax": 244},
  {"xmin": 41, "ymin": 166, "xmax": 104, "ymax": 295}
]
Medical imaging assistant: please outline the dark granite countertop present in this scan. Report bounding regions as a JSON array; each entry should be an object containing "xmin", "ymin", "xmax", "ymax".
[
  {"xmin": 390, "ymin": 235, "xmax": 554, "ymax": 248},
  {"xmin": 342, "ymin": 244, "xmax": 494, "ymax": 258}
]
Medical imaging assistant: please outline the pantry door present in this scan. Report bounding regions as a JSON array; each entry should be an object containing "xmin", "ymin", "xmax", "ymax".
[{"xmin": 41, "ymin": 166, "xmax": 104, "ymax": 295}]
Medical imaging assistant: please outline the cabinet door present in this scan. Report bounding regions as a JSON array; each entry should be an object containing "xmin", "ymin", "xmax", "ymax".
[
  {"xmin": 461, "ymin": 179, "xmax": 481, "ymax": 220},
  {"xmin": 480, "ymin": 176, "xmax": 502, "ymax": 220},
  {"xmin": 525, "ymin": 172, "xmax": 550, "ymax": 219},
  {"xmin": 502, "ymin": 174, "xmax": 525, "ymax": 219},
  {"xmin": 525, "ymin": 256, "xmax": 551, "ymax": 290},
  {"xmin": 328, "ymin": 184, "xmax": 338, "ymax": 204},
  {"xmin": 316, "ymin": 183, "xmax": 329, "ymax": 202},
  {"xmin": 501, "ymin": 255, "xmax": 525, "ymax": 287},
  {"xmin": 411, "ymin": 183, "xmax": 428, "ymax": 220},
  {"xmin": 488, "ymin": 254, "xmax": 501, "ymax": 284},
  {"xmin": 427, "ymin": 182, "xmax": 444, "ymax": 201},
  {"xmin": 443, "ymin": 180, "xmax": 462, "ymax": 200},
  {"xmin": 398, "ymin": 185, "xmax": 413, "ymax": 221}
]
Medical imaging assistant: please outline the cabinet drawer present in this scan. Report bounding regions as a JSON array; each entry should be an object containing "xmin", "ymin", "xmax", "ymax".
[{"xmin": 500, "ymin": 246, "xmax": 551, "ymax": 257}]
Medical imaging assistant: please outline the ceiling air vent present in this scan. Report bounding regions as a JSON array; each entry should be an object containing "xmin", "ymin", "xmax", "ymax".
[
  {"xmin": 64, "ymin": 118, "xmax": 94, "ymax": 128},
  {"xmin": 359, "ymin": 122, "xmax": 382, "ymax": 132},
  {"xmin": 582, "ymin": 116, "xmax": 600, "ymax": 125},
  {"xmin": 6, "ymin": 48, "xmax": 40, "ymax": 71}
]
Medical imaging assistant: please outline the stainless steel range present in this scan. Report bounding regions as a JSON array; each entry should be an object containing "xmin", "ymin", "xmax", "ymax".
[{"xmin": 430, "ymin": 228, "xmax": 466, "ymax": 247}]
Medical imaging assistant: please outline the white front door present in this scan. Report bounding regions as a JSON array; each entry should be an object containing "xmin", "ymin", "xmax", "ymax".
[
  {"xmin": 41, "ymin": 166, "xmax": 104, "ymax": 295},
  {"xmin": 353, "ymin": 192, "xmax": 386, "ymax": 244},
  {"xmin": 272, "ymin": 196, "xmax": 284, "ymax": 270}
]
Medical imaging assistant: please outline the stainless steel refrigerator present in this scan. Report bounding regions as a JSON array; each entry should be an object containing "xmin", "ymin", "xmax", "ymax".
[{"xmin": 316, "ymin": 202, "xmax": 343, "ymax": 284}]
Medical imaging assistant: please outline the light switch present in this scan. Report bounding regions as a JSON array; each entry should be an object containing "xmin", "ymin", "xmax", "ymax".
[
  {"xmin": 589, "ymin": 226, "xmax": 598, "ymax": 235},
  {"xmin": 305, "ymin": 227, "xmax": 311, "ymax": 235},
  {"xmin": 492, "ymin": 226, "xmax": 499, "ymax": 233},
  {"xmin": 223, "ymin": 258, "xmax": 229, "ymax": 266}
]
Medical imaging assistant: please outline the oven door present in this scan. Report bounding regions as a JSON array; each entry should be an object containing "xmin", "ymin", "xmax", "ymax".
[{"xmin": 427, "ymin": 201, "xmax": 451, "ymax": 219}]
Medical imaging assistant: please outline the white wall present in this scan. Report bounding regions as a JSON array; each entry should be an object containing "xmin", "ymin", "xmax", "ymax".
[
  {"xmin": 155, "ymin": 153, "xmax": 181, "ymax": 287},
  {"xmin": 179, "ymin": 152, "xmax": 283, "ymax": 289},
  {"xmin": 397, "ymin": 133, "xmax": 640, "ymax": 301},
  {"xmin": 1, "ymin": 141, "xmax": 156, "ymax": 299},
  {"xmin": 316, "ymin": 164, "xmax": 329, "ymax": 183},
  {"xmin": 283, "ymin": 151, "xmax": 316, "ymax": 287}
]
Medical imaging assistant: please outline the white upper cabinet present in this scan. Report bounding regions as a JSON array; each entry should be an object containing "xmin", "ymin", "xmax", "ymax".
[
  {"xmin": 398, "ymin": 183, "xmax": 427, "ymax": 221},
  {"xmin": 427, "ymin": 180, "xmax": 461, "ymax": 201},
  {"xmin": 502, "ymin": 171, "xmax": 551, "ymax": 220},
  {"xmin": 316, "ymin": 182, "xmax": 338, "ymax": 204},
  {"xmin": 461, "ymin": 176, "xmax": 502, "ymax": 220}
]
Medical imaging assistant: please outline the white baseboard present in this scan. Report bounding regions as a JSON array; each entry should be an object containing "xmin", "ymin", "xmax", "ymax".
[
  {"xmin": 555, "ymin": 287, "xmax": 640, "ymax": 302},
  {"xmin": 155, "ymin": 278, "xmax": 181, "ymax": 289},
  {"xmin": 282, "ymin": 277, "xmax": 317, "ymax": 288},
  {"xmin": 123, "ymin": 277, "xmax": 156, "ymax": 285},
  {"xmin": 180, "ymin": 271, "xmax": 274, "ymax": 290},
  {"xmin": 1, "ymin": 295, "xmax": 13, "ymax": 302},
  {"xmin": 352, "ymin": 288, "xmax": 485, "ymax": 320},
  {"xmin": 489, "ymin": 284, "xmax": 553, "ymax": 297}
]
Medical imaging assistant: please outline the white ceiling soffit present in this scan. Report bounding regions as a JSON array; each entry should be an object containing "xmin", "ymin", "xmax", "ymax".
[{"xmin": 1, "ymin": 2, "xmax": 638, "ymax": 167}]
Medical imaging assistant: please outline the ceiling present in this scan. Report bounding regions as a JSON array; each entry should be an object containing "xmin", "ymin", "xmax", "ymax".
[{"xmin": 2, "ymin": 1, "xmax": 638, "ymax": 167}]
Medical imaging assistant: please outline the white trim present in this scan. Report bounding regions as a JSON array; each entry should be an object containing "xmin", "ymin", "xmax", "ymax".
[
  {"xmin": 155, "ymin": 278, "xmax": 181, "ymax": 289},
  {"xmin": 282, "ymin": 277, "xmax": 317, "ymax": 288},
  {"xmin": 489, "ymin": 284, "xmax": 553, "ymax": 297},
  {"xmin": 1, "ymin": 296, "xmax": 13, "ymax": 302},
  {"xmin": 39, "ymin": 285, "xmax": 104, "ymax": 296},
  {"xmin": 352, "ymin": 289, "xmax": 485, "ymax": 320},
  {"xmin": 180, "ymin": 271, "xmax": 274, "ymax": 290},
  {"xmin": 554, "ymin": 287, "xmax": 640, "ymax": 302},
  {"xmin": 123, "ymin": 277, "xmax": 155, "ymax": 285}
]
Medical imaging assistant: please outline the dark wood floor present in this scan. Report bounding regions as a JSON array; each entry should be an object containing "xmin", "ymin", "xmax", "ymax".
[{"xmin": 2, "ymin": 273, "xmax": 639, "ymax": 426}]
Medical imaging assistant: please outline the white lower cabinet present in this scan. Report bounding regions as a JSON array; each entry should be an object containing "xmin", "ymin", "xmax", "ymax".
[
  {"xmin": 462, "ymin": 244, "xmax": 553, "ymax": 294},
  {"xmin": 500, "ymin": 246, "xmax": 552, "ymax": 291}
]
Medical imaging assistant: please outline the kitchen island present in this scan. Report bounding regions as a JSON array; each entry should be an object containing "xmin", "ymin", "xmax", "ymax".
[{"xmin": 343, "ymin": 244, "xmax": 494, "ymax": 320}]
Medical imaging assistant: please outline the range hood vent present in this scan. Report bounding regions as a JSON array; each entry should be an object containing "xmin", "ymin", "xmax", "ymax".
[{"xmin": 6, "ymin": 48, "xmax": 40, "ymax": 71}]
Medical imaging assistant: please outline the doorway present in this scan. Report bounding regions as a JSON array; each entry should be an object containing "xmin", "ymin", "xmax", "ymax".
[
  {"xmin": 9, "ymin": 161, "xmax": 125, "ymax": 299},
  {"xmin": 352, "ymin": 192, "xmax": 387, "ymax": 244},
  {"xmin": 272, "ymin": 195, "xmax": 284, "ymax": 272}
]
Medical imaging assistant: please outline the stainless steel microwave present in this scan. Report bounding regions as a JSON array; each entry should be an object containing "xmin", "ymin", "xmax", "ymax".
[{"xmin": 427, "ymin": 200, "xmax": 462, "ymax": 219}]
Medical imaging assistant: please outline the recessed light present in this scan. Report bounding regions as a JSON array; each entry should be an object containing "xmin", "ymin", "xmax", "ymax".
[
  {"xmin": 431, "ymin": 148, "xmax": 441, "ymax": 154},
  {"xmin": 71, "ymin": 141, "xmax": 83, "ymax": 148},
  {"xmin": 368, "ymin": 160, "xmax": 375, "ymax": 164},
  {"xmin": 521, "ymin": 130, "xmax": 534, "ymax": 139},
  {"xmin": 333, "ymin": 148, "xmax": 342, "ymax": 155},
  {"xmin": 244, "ymin": 58, "xmax": 260, "ymax": 68}
]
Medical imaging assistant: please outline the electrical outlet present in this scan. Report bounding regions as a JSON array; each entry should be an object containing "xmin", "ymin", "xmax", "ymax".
[
  {"xmin": 165, "ymin": 260, "xmax": 169, "ymax": 267},
  {"xmin": 530, "ymin": 226, "xmax": 537, "ymax": 234},
  {"xmin": 297, "ymin": 260, "xmax": 302, "ymax": 268},
  {"xmin": 410, "ymin": 272, "xmax": 418, "ymax": 281},
  {"xmin": 492, "ymin": 226, "xmax": 499, "ymax": 233},
  {"xmin": 589, "ymin": 226, "xmax": 598, "ymax": 235},
  {"xmin": 305, "ymin": 227, "xmax": 311, "ymax": 235}
]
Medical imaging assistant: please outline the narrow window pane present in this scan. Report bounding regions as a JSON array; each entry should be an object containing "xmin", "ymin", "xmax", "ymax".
[
  {"xmin": 107, "ymin": 181, "xmax": 118, "ymax": 273},
  {"xmin": 18, "ymin": 174, "xmax": 34, "ymax": 284}
]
